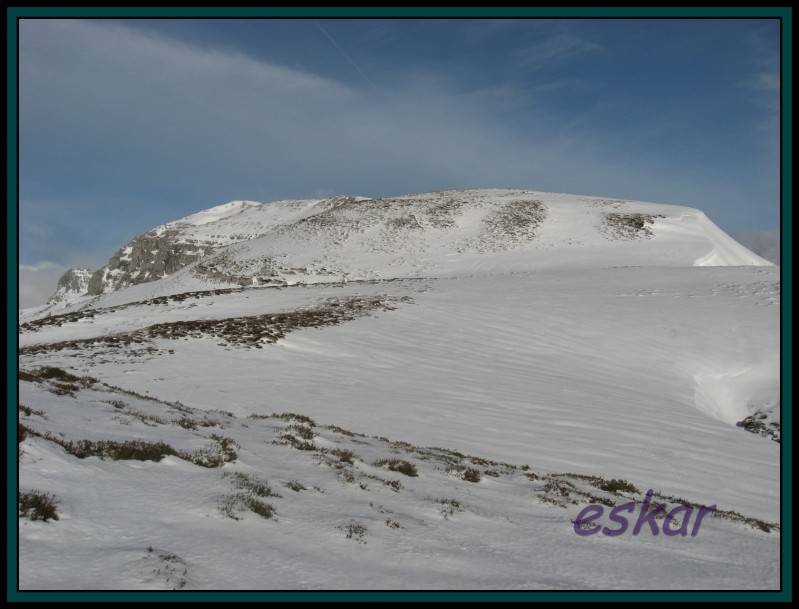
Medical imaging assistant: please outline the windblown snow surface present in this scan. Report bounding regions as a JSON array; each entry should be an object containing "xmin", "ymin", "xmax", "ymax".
[{"xmin": 18, "ymin": 190, "xmax": 780, "ymax": 590}]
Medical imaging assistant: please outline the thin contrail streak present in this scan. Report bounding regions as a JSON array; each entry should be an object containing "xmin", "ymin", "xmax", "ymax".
[{"xmin": 315, "ymin": 21, "xmax": 375, "ymax": 87}]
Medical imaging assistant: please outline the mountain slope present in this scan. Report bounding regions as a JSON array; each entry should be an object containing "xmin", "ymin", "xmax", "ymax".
[
  {"xmin": 18, "ymin": 189, "xmax": 779, "ymax": 590},
  {"xmin": 31, "ymin": 190, "xmax": 770, "ymax": 315}
]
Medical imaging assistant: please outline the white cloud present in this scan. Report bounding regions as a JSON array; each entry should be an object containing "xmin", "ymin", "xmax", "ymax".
[
  {"xmin": 18, "ymin": 19, "xmax": 670, "ymax": 205},
  {"xmin": 19, "ymin": 261, "xmax": 69, "ymax": 309}
]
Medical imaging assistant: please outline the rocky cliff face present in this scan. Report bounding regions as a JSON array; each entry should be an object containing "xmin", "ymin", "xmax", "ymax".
[
  {"xmin": 80, "ymin": 200, "xmax": 290, "ymax": 296},
  {"xmin": 86, "ymin": 229, "xmax": 217, "ymax": 295},
  {"xmin": 48, "ymin": 268, "xmax": 92, "ymax": 304}
]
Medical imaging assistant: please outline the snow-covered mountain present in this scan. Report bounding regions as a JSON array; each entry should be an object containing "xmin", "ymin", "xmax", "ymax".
[
  {"xmin": 18, "ymin": 189, "xmax": 779, "ymax": 590},
  {"xmin": 52, "ymin": 189, "xmax": 770, "ymax": 305}
]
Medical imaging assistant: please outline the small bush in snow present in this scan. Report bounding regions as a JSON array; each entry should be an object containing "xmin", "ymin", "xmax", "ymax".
[
  {"xmin": 339, "ymin": 522, "xmax": 367, "ymax": 543},
  {"xmin": 330, "ymin": 448, "xmax": 356, "ymax": 464},
  {"xmin": 437, "ymin": 498, "xmax": 464, "ymax": 519},
  {"xmin": 373, "ymin": 458, "xmax": 418, "ymax": 477},
  {"xmin": 287, "ymin": 424, "xmax": 314, "ymax": 440},
  {"xmin": 219, "ymin": 493, "xmax": 275, "ymax": 520},
  {"xmin": 19, "ymin": 490, "xmax": 59, "ymax": 522},
  {"xmin": 596, "ymin": 478, "xmax": 639, "ymax": 495},
  {"xmin": 278, "ymin": 434, "xmax": 315, "ymax": 451},
  {"xmin": 272, "ymin": 412, "xmax": 316, "ymax": 427},
  {"xmin": 186, "ymin": 434, "xmax": 240, "ymax": 467},
  {"xmin": 462, "ymin": 468, "xmax": 481, "ymax": 483},
  {"xmin": 18, "ymin": 404, "xmax": 45, "ymax": 417},
  {"xmin": 226, "ymin": 472, "xmax": 280, "ymax": 498},
  {"xmin": 244, "ymin": 496, "xmax": 275, "ymax": 519},
  {"xmin": 33, "ymin": 366, "xmax": 82, "ymax": 382},
  {"xmin": 64, "ymin": 439, "xmax": 178, "ymax": 462},
  {"xmin": 284, "ymin": 480, "xmax": 306, "ymax": 492},
  {"xmin": 383, "ymin": 479, "xmax": 402, "ymax": 492}
]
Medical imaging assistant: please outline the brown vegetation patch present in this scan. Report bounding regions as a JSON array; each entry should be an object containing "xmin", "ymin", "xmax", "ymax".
[{"xmin": 601, "ymin": 212, "xmax": 664, "ymax": 240}]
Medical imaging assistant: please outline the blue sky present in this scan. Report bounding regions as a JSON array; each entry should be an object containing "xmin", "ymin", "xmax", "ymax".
[{"xmin": 19, "ymin": 18, "xmax": 780, "ymax": 301}]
